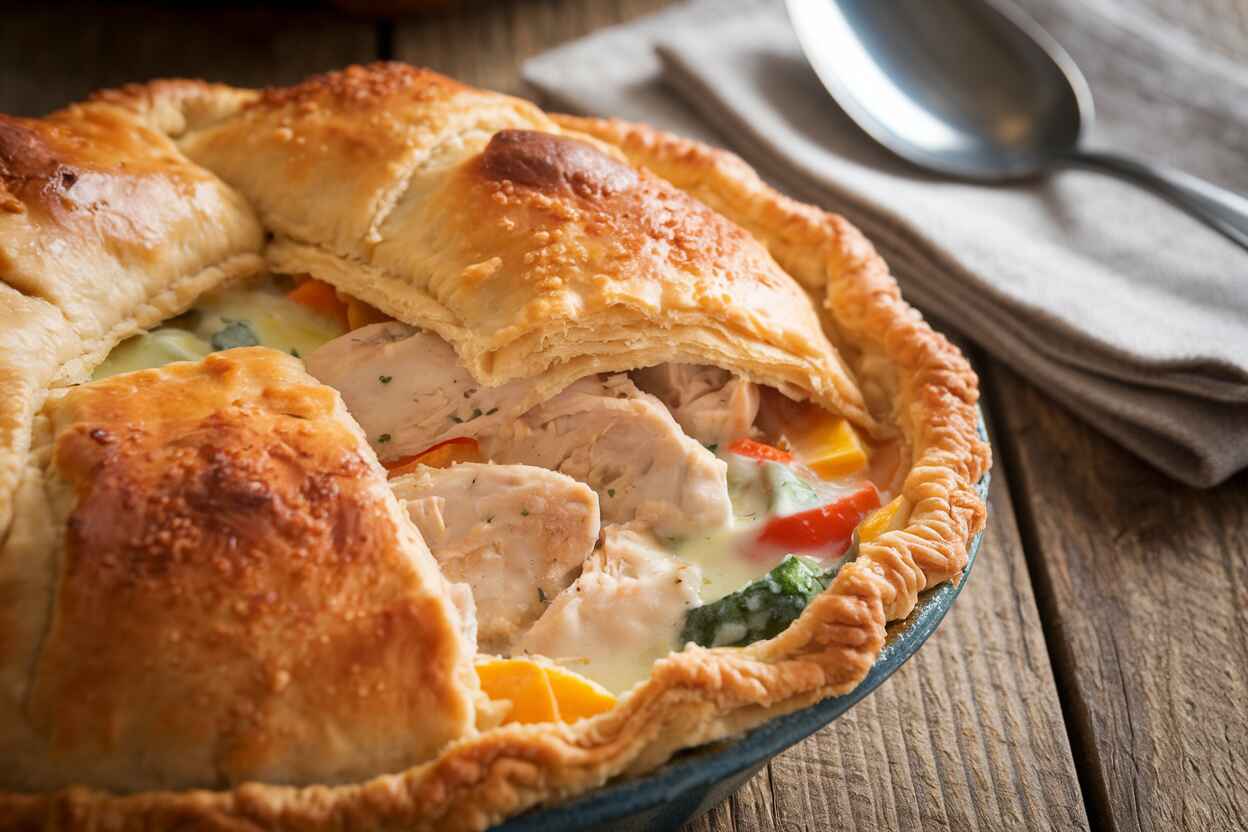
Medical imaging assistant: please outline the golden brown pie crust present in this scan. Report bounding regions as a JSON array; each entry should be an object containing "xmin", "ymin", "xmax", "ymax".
[
  {"xmin": 6, "ymin": 348, "xmax": 482, "ymax": 794},
  {"xmin": 0, "ymin": 64, "xmax": 989, "ymax": 830}
]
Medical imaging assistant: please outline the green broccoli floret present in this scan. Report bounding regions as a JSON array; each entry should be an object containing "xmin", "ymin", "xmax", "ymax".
[
  {"xmin": 210, "ymin": 319, "xmax": 259, "ymax": 351},
  {"xmin": 680, "ymin": 556, "xmax": 835, "ymax": 648}
]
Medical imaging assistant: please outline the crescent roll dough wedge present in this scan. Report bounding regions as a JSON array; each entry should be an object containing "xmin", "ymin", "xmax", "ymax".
[
  {"xmin": 112, "ymin": 64, "xmax": 878, "ymax": 433},
  {"xmin": 0, "ymin": 348, "xmax": 480, "ymax": 792}
]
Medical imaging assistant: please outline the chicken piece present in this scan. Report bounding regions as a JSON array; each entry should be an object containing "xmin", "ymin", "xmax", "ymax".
[
  {"xmin": 482, "ymin": 374, "xmax": 733, "ymax": 540},
  {"xmin": 304, "ymin": 322, "xmax": 534, "ymax": 460},
  {"xmin": 308, "ymin": 328, "xmax": 731, "ymax": 537},
  {"xmin": 518, "ymin": 524, "xmax": 702, "ymax": 694},
  {"xmin": 633, "ymin": 364, "xmax": 760, "ymax": 448},
  {"xmin": 392, "ymin": 463, "xmax": 600, "ymax": 652}
]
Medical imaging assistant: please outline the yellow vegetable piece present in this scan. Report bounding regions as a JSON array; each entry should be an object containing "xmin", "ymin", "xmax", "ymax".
[
  {"xmin": 476, "ymin": 659, "xmax": 560, "ymax": 725},
  {"xmin": 475, "ymin": 659, "xmax": 618, "ymax": 725},
  {"xmin": 343, "ymin": 293, "xmax": 393, "ymax": 331},
  {"xmin": 544, "ymin": 665, "xmax": 617, "ymax": 722},
  {"xmin": 800, "ymin": 417, "xmax": 869, "ymax": 479},
  {"xmin": 858, "ymin": 496, "xmax": 905, "ymax": 543}
]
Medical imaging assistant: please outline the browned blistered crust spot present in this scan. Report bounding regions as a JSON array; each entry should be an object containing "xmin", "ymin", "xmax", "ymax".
[
  {"xmin": 0, "ymin": 120, "xmax": 61, "ymax": 185},
  {"xmin": 481, "ymin": 130, "xmax": 638, "ymax": 198},
  {"xmin": 469, "ymin": 131, "xmax": 786, "ymax": 299},
  {"xmin": 0, "ymin": 105, "xmax": 220, "ymax": 236},
  {"xmin": 0, "ymin": 118, "xmax": 80, "ymax": 212},
  {"xmin": 252, "ymin": 62, "xmax": 466, "ymax": 112}
]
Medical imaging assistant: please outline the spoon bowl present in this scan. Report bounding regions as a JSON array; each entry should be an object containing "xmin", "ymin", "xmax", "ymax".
[{"xmin": 785, "ymin": 0, "xmax": 1248, "ymax": 248}]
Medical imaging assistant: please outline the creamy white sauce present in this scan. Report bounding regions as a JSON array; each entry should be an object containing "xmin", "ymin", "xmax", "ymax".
[
  {"xmin": 92, "ymin": 328, "xmax": 215, "ymax": 379},
  {"xmin": 92, "ymin": 278, "xmax": 346, "ymax": 380},
  {"xmin": 518, "ymin": 524, "xmax": 702, "ymax": 694},
  {"xmin": 547, "ymin": 638, "xmax": 687, "ymax": 696},
  {"xmin": 569, "ymin": 449, "xmax": 874, "ymax": 690},
  {"xmin": 675, "ymin": 452, "xmax": 864, "ymax": 603}
]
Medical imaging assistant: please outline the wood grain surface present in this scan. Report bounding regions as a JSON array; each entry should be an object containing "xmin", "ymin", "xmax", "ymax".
[
  {"xmin": 0, "ymin": 1, "xmax": 1243, "ymax": 831},
  {"xmin": 987, "ymin": 364, "xmax": 1248, "ymax": 832},
  {"xmin": 393, "ymin": 0, "xmax": 672, "ymax": 94},
  {"xmin": 0, "ymin": 4, "xmax": 376, "ymax": 117}
]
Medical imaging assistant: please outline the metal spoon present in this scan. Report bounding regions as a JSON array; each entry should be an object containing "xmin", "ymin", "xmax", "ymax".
[{"xmin": 785, "ymin": 0, "xmax": 1248, "ymax": 252}]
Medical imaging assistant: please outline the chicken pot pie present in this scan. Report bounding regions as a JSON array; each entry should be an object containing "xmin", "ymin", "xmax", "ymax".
[{"xmin": 0, "ymin": 64, "xmax": 989, "ymax": 830}]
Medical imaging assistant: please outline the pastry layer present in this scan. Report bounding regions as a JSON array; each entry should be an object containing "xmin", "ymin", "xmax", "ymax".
[
  {"xmin": 0, "ymin": 97, "xmax": 266, "ymax": 545},
  {"xmin": 140, "ymin": 64, "xmax": 877, "ymax": 433},
  {"xmin": 0, "ymin": 348, "xmax": 479, "ymax": 792}
]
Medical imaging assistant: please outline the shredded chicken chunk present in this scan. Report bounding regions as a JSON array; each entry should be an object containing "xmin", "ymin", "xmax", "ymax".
[
  {"xmin": 309, "ymin": 328, "xmax": 733, "ymax": 538},
  {"xmin": 392, "ymin": 463, "xmax": 600, "ymax": 652},
  {"xmin": 518, "ymin": 524, "xmax": 702, "ymax": 693},
  {"xmin": 481, "ymin": 374, "xmax": 733, "ymax": 539},
  {"xmin": 632, "ymin": 363, "xmax": 760, "ymax": 448},
  {"xmin": 304, "ymin": 322, "xmax": 534, "ymax": 460}
]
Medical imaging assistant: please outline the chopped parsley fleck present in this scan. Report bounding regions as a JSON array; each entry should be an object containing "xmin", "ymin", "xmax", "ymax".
[
  {"xmin": 485, "ymin": 407, "xmax": 498, "ymax": 416},
  {"xmin": 705, "ymin": 443, "xmax": 719, "ymax": 453},
  {"xmin": 537, "ymin": 587, "xmax": 547, "ymax": 603},
  {"xmin": 379, "ymin": 375, "xmax": 392, "ymax": 384},
  {"xmin": 450, "ymin": 415, "xmax": 463, "ymax": 424},
  {"xmin": 607, "ymin": 488, "xmax": 616, "ymax": 497},
  {"xmin": 290, "ymin": 347, "xmax": 301, "ymax": 358},
  {"xmin": 377, "ymin": 433, "xmax": 391, "ymax": 444},
  {"xmin": 471, "ymin": 408, "xmax": 483, "ymax": 419},
  {"xmin": 520, "ymin": 508, "xmax": 530, "ymax": 517}
]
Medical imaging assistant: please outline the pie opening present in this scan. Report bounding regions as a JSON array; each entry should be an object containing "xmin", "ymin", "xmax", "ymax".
[{"xmin": 92, "ymin": 273, "xmax": 910, "ymax": 698}]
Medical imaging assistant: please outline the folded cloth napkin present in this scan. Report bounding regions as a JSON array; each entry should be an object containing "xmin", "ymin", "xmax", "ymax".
[{"xmin": 525, "ymin": 0, "xmax": 1248, "ymax": 488}]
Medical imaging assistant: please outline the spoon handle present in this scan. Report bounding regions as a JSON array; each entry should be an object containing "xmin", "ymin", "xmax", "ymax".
[{"xmin": 1065, "ymin": 151, "xmax": 1248, "ymax": 253}]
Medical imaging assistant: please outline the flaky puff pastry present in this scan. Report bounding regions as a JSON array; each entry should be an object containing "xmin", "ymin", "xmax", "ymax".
[
  {"xmin": 3, "ymin": 66, "xmax": 989, "ymax": 830},
  {"xmin": 0, "ymin": 100, "xmax": 265, "ymax": 544},
  {"xmin": 106, "ymin": 64, "xmax": 877, "ymax": 436},
  {"xmin": 0, "ymin": 348, "xmax": 482, "ymax": 793}
]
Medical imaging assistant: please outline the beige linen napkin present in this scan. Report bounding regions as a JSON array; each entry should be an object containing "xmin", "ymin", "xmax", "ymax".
[{"xmin": 524, "ymin": 0, "xmax": 1248, "ymax": 488}]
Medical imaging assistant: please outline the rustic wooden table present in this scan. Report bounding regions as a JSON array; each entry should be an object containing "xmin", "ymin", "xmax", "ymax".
[{"xmin": 3, "ymin": 2, "xmax": 1245, "ymax": 830}]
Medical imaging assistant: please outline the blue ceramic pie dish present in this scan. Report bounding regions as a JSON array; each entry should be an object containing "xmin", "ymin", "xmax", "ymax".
[{"xmin": 493, "ymin": 423, "xmax": 991, "ymax": 832}]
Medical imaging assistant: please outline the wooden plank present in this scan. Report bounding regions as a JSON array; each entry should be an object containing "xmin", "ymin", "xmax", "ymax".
[
  {"xmin": 986, "ymin": 362, "xmax": 1248, "ymax": 832},
  {"xmin": 393, "ymin": 0, "xmax": 672, "ymax": 96},
  {"xmin": 991, "ymin": 4, "xmax": 1248, "ymax": 829},
  {"xmin": 0, "ymin": 3, "xmax": 377, "ymax": 116}
]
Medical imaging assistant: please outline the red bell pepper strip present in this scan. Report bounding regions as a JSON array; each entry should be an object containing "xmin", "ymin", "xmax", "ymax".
[
  {"xmin": 727, "ymin": 437, "xmax": 792, "ymax": 463},
  {"xmin": 755, "ymin": 483, "xmax": 880, "ymax": 554}
]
